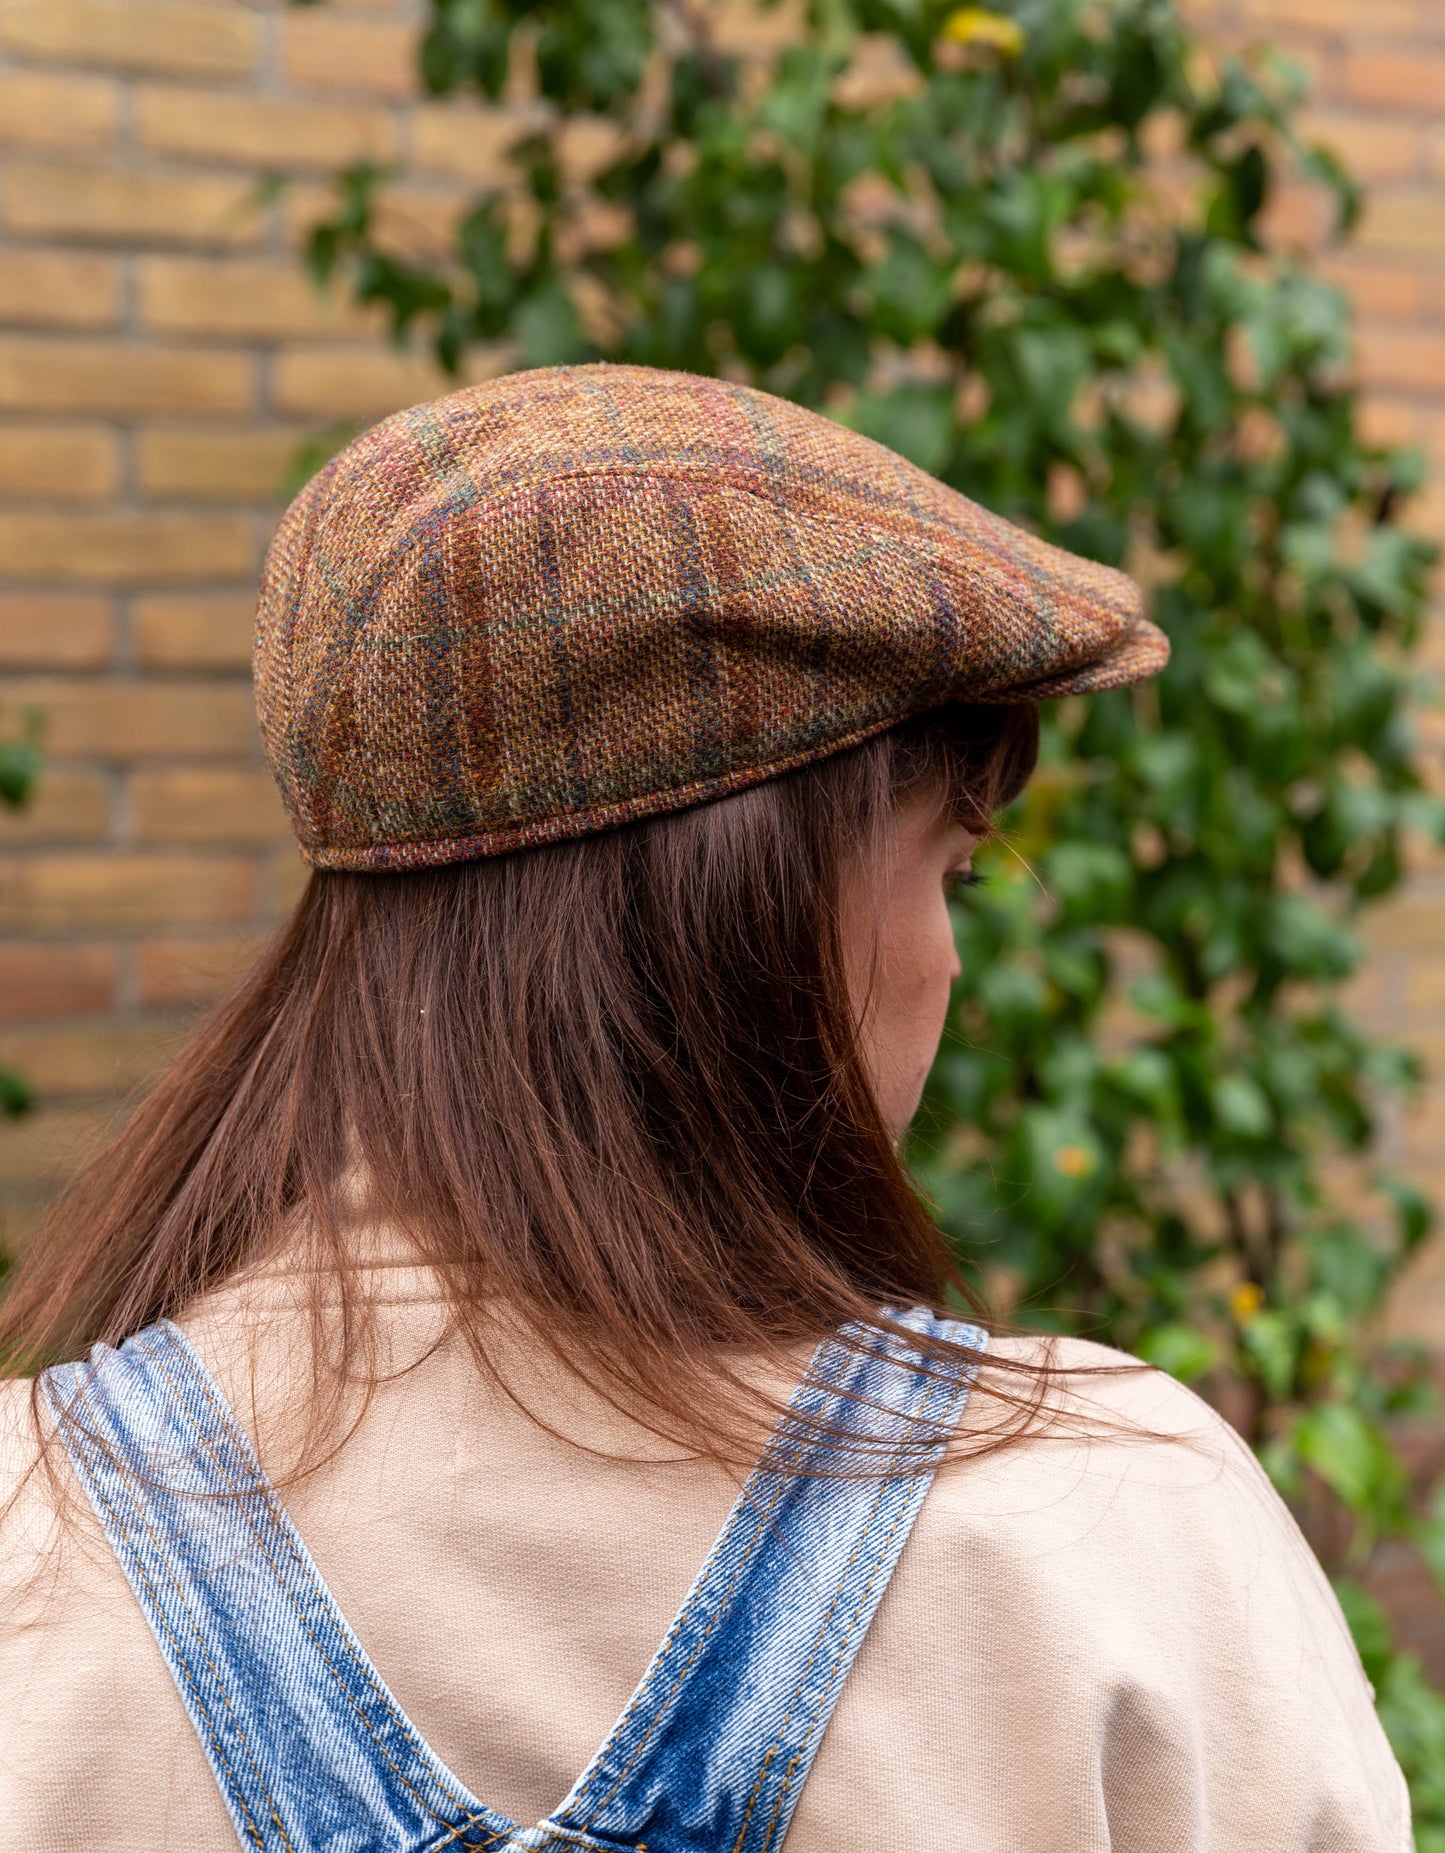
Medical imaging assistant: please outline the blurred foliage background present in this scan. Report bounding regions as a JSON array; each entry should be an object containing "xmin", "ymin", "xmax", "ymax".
[
  {"xmin": 294, "ymin": 0, "xmax": 1441, "ymax": 1826},
  {"xmin": 0, "ymin": 717, "xmax": 40, "ymax": 1122}
]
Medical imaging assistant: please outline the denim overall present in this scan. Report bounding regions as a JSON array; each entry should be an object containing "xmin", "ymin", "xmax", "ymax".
[{"xmin": 44, "ymin": 1307, "xmax": 983, "ymax": 1853}]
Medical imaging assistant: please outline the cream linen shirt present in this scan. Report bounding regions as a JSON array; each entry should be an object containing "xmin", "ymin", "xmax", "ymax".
[{"xmin": 0, "ymin": 1255, "xmax": 1412, "ymax": 1852}]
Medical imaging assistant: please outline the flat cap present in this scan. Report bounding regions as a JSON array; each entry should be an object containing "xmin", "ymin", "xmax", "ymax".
[{"xmin": 255, "ymin": 362, "xmax": 1167, "ymax": 870}]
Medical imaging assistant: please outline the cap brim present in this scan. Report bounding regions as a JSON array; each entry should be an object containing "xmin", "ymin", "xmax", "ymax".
[{"xmin": 976, "ymin": 614, "xmax": 1170, "ymax": 702}]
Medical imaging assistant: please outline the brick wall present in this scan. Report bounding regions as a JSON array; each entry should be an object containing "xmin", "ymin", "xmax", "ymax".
[
  {"xmin": 0, "ymin": 0, "xmax": 493, "ymax": 1246},
  {"xmin": 1, "ymin": 0, "xmax": 1443, "ymax": 1353}
]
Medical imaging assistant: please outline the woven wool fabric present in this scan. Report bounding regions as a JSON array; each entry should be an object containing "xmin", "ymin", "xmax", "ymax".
[{"xmin": 255, "ymin": 362, "xmax": 1168, "ymax": 870}]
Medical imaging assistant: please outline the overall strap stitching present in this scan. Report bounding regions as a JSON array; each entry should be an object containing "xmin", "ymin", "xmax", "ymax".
[
  {"xmin": 423, "ymin": 1819, "xmax": 515, "ymax": 1853},
  {"xmin": 157, "ymin": 1332, "xmax": 464, "ymax": 1782},
  {"xmin": 561, "ymin": 1381, "xmax": 826, "ymax": 1824},
  {"xmin": 732, "ymin": 1475, "xmax": 894, "ymax": 1853},
  {"xmin": 144, "ymin": 1329, "xmax": 493, "ymax": 1841},
  {"xmin": 753, "ymin": 1359, "xmax": 976, "ymax": 1853},
  {"xmin": 725, "ymin": 1346, "xmax": 941, "ymax": 1853},
  {"xmin": 568, "ymin": 1464, "xmax": 795, "ymax": 1824},
  {"xmin": 50, "ymin": 1367, "xmax": 295, "ymax": 1853}
]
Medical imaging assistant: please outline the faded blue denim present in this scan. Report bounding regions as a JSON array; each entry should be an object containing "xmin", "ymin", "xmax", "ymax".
[{"xmin": 44, "ymin": 1306, "xmax": 984, "ymax": 1853}]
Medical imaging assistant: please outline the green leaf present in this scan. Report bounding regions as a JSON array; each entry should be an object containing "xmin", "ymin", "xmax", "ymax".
[
  {"xmin": 0, "ymin": 708, "xmax": 42, "ymax": 809},
  {"xmin": 1138, "ymin": 1321, "xmax": 1216, "ymax": 1383},
  {"xmin": 838, "ymin": 384, "xmax": 955, "ymax": 474},
  {"xmin": 1211, "ymin": 1073, "xmax": 1272, "ymax": 1140},
  {"xmin": 0, "ymin": 1067, "xmax": 31, "ymax": 1117},
  {"xmin": 1241, "ymin": 1310, "xmax": 1297, "ymax": 1403},
  {"xmin": 1294, "ymin": 1402, "xmax": 1396, "ymax": 1513},
  {"xmin": 513, "ymin": 282, "xmax": 588, "ymax": 366}
]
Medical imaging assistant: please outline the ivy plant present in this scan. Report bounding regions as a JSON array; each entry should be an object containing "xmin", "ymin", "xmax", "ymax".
[
  {"xmin": 0, "ymin": 711, "xmax": 40, "ymax": 1120},
  {"xmin": 297, "ymin": 0, "xmax": 1445, "ymax": 1821}
]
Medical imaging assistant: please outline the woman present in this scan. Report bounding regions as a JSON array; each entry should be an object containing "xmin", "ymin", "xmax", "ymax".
[{"xmin": 0, "ymin": 365, "xmax": 1408, "ymax": 1850}]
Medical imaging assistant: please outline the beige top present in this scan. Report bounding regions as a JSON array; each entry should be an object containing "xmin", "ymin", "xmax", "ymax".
[{"xmin": 0, "ymin": 1253, "xmax": 1412, "ymax": 1852}]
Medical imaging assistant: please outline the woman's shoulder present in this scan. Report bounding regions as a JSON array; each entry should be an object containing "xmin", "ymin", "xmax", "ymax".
[
  {"xmin": 887, "ymin": 1329, "xmax": 1410, "ymax": 1850},
  {"xmin": 929, "ymin": 1328, "xmax": 1337, "ymax": 1622},
  {"xmin": 0, "ymin": 1375, "xmax": 43, "ymax": 1509},
  {"xmin": 0, "ymin": 1375, "xmax": 67, "ymax": 1599}
]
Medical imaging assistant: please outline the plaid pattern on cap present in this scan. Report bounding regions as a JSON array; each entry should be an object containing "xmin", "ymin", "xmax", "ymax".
[{"xmin": 255, "ymin": 362, "xmax": 1168, "ymax": 870}]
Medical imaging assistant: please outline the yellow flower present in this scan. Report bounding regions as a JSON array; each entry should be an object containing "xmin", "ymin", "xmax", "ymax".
[
  {"xmin": 939, "ymin": 8, "xmax": 1025, "ymax": 55},
  {"xmin": 1054, "ymin": 1143, "xmax": 1094, "ymax": 1178},
  {"xmin": 1229, "ymin": 1281, "xmax": 1265, "ymax": 1322}
]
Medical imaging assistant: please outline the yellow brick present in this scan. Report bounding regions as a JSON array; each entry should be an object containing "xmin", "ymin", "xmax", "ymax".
[
  {"xmin": 1258, "ymin": 181, "xmax": 1334, "ymax": 252},
  {"xmin": 0, "ymin": 511, "xmax": 254, "ymax": 583},
  {"xmin": 282, "ymin": 179, "xmax": 464, "ymax": 260},
  {"xmin": 137, "ymin": 931, "xmax": 262, "ymax": 1006},
  {"xmin": 1386, "ymin": 1234, "xmax": 1445, "ymax": 1348},
  {"xmin": 1361, "ymin": 189, "xmax": 1445, "ymax": 261},
  {"xmin": 1366, "ymin": 893, "xmax": 1445, "ymax": 952},
  {"xmin": 0, "ymin": 0, "xmax": 261, "ymax": 80},
  {"xmin": 0, "ymin": 769, "xmax": 110, "ymax": 845},
  {"xmin": 1406, "ymin": 957, "xmax": 1445, "ymax": 1015},
  {"xmin": 0, "ymin": 1014, "xmax": 189, "ymax": 1093},
  {"xmin": 131, "ymin": 768, "xmax": 288, "ymax": 844},
  {"xmin": 0, "ymin": 854, "xmax": 256, "ymax": 934},
  {"xmin": 555, "ymin": 117, "xmax": 630, "ymax": 188},
  {"xmin": 0, "ymin": 251, "xmax": 122, "ymax": 330},
  {"xmin": 1342, "ymin": 47, "xmax": 1445, "ymax": 113},
  {"xmin": 280, "ymin": 12, "xmax": 418, "ymax": 98},
  {"xmin": 0, "ymin": 69, "xmax": 118, "ymax": 154},
  {"xmin": 711, "ymin": 0, "xmax": 804, "ymax": 54},
  {"xmin": 0, "ymin": 337, "xmax": 254, "ymax": 416},
  {"xmin": 0, "ymin": 1200, "xmax": 42, "ymax": 1260},
  {"xmin": 1357, "ymin": 326, "xmax": 1445, "ymax": 393},
  {"xmin": 1317, "ymin": 256, "xmax": 1426, "ymax": 321},
  {"xmin": 3, "ymin": 162, "xmax": 264, "ymax": 249},
  {"xmin": 0, "ymin": 593, "xmax": 112, "ymax": 668},
  {"xmin": 137, "ymin": 256, "xmax": 377, "ymax": 340},
  {"xmin": 270, "ymin": 843, "xmax": 310, "ymax": 913},
  {"xmin": 2, "ymin": 680, "xmax": 255, "ymax": 758},
  {"xmin": 132, "ymin": 592, "xmax": 253, "ymax": 670},
  {"xmin": 1300, "ymin": 111, "xmax": 1425, "ymax": 187},
  {"xmin": 0, "ymin": 422, "xmax": 119, "ymax": 501},
  {"xmin": 1406, "ymin": 484, "xmax": 1445, "ymax": 548},
  {"xmin": 0, "ymin": 1101, "xmax": 117, "ymax": 1187},
  {"xmin": 273, "ymin": 342, "xmax": 502, "ymax": 420},
  {"xmin": 0, "ymin": 943, "xmax": 116, "ymax": 1021},
  {"xmin": 134, "ymin": 84, "xmax": 397, "ymax": 170},
  {"xmin": 410, "ymin": 103, "xmax": 530, "ymax": 183},
  {"xmin": 1356, "ymin": 394, "xmax": 1432, "ymax": 450},
  {"xmin": 1235, "ymin": 0, "xmax": 1419, "ymax": 28},
  {"xmin": 136, "ymin": 426, "xmax": 303, "ymax": 502}
]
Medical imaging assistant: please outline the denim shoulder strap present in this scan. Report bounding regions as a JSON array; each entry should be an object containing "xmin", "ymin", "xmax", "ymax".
[
  {"xmin": 43, "ymin": 1307, "xmax": 984, "ymax": 1853},
  {"xmin": 545, "ymin": 1306, "xmax": 984, "ymax": 1853},
  {"xmin": 43, "ymin": 1321, "xmax": 506, "ymax": 1853}
]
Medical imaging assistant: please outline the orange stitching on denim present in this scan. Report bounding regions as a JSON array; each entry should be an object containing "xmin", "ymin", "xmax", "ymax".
[
  {"xmin": 57, "ymin": 1371, "xmax": 294, "ymax": 1853},
  {"xmin": 726, "ymin": 1473, "xmax": 893, "ymax": 1853},
  {"xmin": 65, "ymin": 1446, "xmax": 278, "ymax": 1851},
  {"xmin": 423, "ymin": 1818, "xmax": 514, "ymax": 1852},
  {"xmin": 145, "ymin": 1333, "xmax": 495, "ymax": 1839},
  {"xmin": 755, "ymin": 1364, "xmax": 976, "ymax": 1853},
  {"xmin": 757, "ymin": 1456, "xmax": 938, "ymax": 1852}
]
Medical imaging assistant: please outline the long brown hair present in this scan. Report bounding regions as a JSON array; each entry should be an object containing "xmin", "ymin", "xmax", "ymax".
[{"xmin": 3, "ymin": 703, "xmax": 1044, "ymax": 1469}]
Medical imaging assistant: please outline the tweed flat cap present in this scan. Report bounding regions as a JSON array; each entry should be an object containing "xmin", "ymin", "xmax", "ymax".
[{"xmin": 256, "ymin": 362, "xmax": 1167, "ymax": 870}]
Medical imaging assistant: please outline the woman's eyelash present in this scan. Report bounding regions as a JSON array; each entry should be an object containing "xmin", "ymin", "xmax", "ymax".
[{"xmin": 947, "ymin": 869, "xmax": 986, "ymax": 895}]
